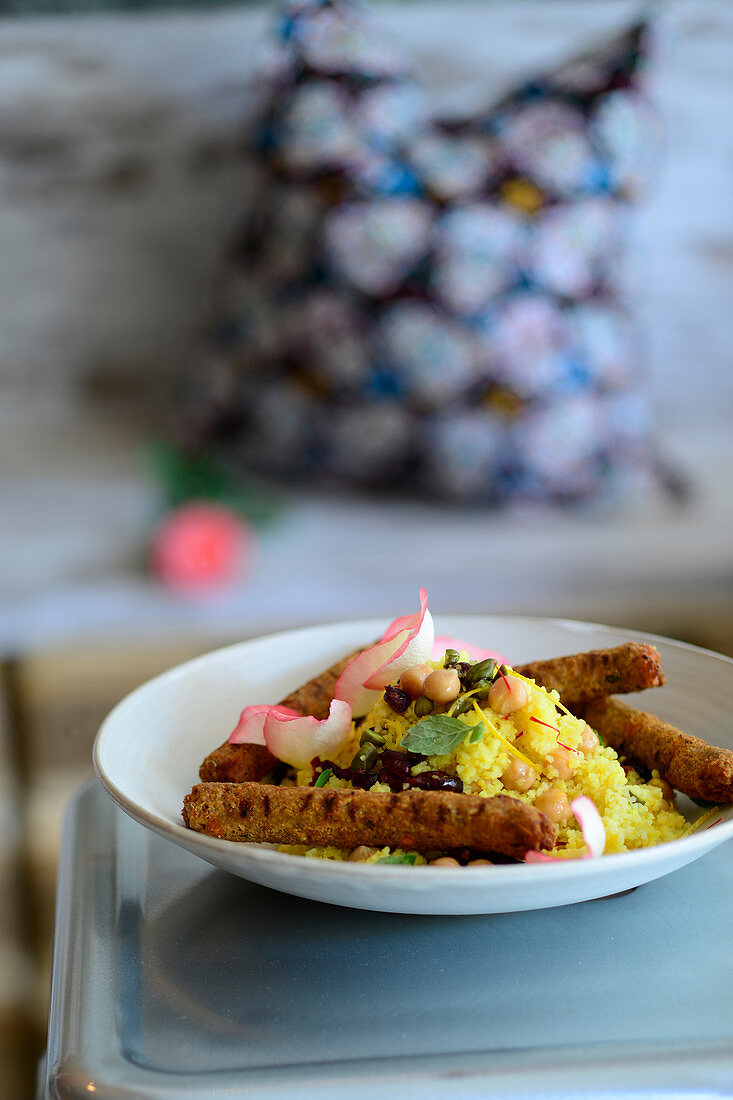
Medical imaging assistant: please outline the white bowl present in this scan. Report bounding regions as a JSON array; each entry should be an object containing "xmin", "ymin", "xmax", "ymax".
[{"xmin": 94, "ymin": 616, "xmax": 733, "ymax": 914}]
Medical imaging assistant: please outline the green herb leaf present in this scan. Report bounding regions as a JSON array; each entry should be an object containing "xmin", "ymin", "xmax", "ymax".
[
  {"xmin": 468, "ymin": 724, "xmax": 484, "ymax": 744},
  {"xmin": 314, "ymin": 768, "xmax": 333, "ymax": 788},
  {"xmin": 401, "ymin": 714, "xmax": 474, "ymax": 756},
  {"xmin": 378, "ymin": 853, "xmax": 418, "ymax": 865}
]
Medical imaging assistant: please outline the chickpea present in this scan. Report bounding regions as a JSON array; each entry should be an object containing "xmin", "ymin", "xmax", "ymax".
[
  {"xmin": 423, "ymin": 668, "xmax": 461, "ymax": 705},
  {"xmin": 501, "ymin": 757, "xmax": 537, "ymax": 792},
  {"xmin": 467, "ymin": 859, "xmax": 493, "ymax": 866},
  {"xmin": 430, "ymin": 856, "xmax": 461, "ymax": 867},
  {"xmin": 399, "ymin": 663, "xmax": 433, "ymax": 699},
  {"xmin": 579, "ymin": 722, "xmax": 599, "ymax": 755},
  {"xmin": 349, "ymin": 846, "xmax": 377, "ymax": 862},
  {"xmin": 546, "ymin": 747, "xmax": 576, "ymax": 780},
  {"xmin": 488, "ymin": 674, "xmax": 529, "ymax": 715},
  {"xmin": 535, "ymin": 788, "xmax": 571, "ymax": 824}
]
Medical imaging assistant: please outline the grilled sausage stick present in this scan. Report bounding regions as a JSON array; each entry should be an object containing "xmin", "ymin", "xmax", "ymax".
[
  {"xmin": 182, "ymin": 783, "xmax": 557, "ymax": 860},
  {"xmin": 199, "ymin": 647, "xmax": 365, "ymax": 783},
  {"xmin": 516, "ymin": 642, "xmax": 664, "ymax": 705},
  {"xmin": 583, "ymin": 697, "xmax": 733, "ymax": 803}
]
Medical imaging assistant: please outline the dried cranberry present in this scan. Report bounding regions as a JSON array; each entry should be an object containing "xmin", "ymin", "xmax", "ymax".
[
  {"xmin": 380, "ymin": 769, "xmax": 396, "ymax": 786},
  {"xmin": 374, "ymin": 750, "xmax": 408, "ymax": 791},
  {"xmin": 310, "ymin": 758, "xmax": 352, "ymax": 785},
  {"xmin": 379, "ymin": 750, "xmax": 411, "ymax": 777},
  {"xmin": 351, "ymin": 770, "xmax": 379, "ymax": 790},
  {"xmin": 457, "ymin": 662, "xmax": 473, "ymax": 687},
  {"xmin": 384, "ymin": 685, "xmax": 411, "ymax": 713},
  {"xmin": 376, "ymin": 749, "xmax": 463, "ymax": 794},
  {"xmin": 410, "ymin": 771, "xmax": 463, "ymax": 794}
]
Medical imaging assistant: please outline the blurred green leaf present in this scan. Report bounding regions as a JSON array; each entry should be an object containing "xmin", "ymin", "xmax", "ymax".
[{"xmin": 145, "ymin": 440, "xmax": 281, "ymax": 528}]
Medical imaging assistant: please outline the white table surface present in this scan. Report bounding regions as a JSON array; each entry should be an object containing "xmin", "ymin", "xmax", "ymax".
[{"xmin": 2, "ymin": 408, "xmax": 732, "ymax": 656}]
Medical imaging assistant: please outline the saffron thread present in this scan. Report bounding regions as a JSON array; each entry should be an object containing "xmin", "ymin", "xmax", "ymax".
[{"xmin": 530, "ymin": 716, "xmax": 561, "ymax": 735}]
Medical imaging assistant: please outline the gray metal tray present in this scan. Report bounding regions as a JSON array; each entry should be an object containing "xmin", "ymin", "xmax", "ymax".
[{"xmin": 41, "ymin": 780, "xmax": 733, "ymax": 1098}]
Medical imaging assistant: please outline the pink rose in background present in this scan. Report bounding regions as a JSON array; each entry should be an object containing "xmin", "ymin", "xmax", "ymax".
[{"xmin": 152, "ymin": 502, "xmax": 252, "ymax": 593}]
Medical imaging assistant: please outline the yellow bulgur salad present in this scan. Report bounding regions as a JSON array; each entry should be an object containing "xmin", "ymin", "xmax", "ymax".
[{"xmin": 281, "ymin": 650, "xmax": 690, "ymax": 865}]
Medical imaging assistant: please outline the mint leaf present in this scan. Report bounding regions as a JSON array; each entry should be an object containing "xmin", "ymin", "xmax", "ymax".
[
  {"xmin": 378, "ymin": 853, "xmax": 418, "ymax": 865},
  {"xmin": 314, "ymin": 768, "xmax": 333, "ymax": 788},
  {"xmin": 401, "ymin": 714, "xmax": 474, "ymax": 756},
  {"xmin": 468, "ymin": 724, "xmax": 483, "ymax": 744}
]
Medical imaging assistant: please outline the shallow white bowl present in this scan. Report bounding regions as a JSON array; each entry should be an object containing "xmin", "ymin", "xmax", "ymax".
[{"xmin": 94, "ymin": 616, "xmax": 733, "ymax": 914}]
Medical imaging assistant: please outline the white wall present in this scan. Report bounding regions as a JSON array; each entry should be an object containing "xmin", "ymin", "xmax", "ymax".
[{"xmin": 0, "ymin": 0, "xmax": 731, "ymax": 431}]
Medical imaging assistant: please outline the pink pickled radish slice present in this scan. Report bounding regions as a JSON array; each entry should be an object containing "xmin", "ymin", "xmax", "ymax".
[
  {"xmin": 431, "ymin": 635, "xmax": 505, "ymax": 663},
  {"xmin": 524, "ymin": 850, "xmax": 562, "ymax": 863},
  {"xmin": 525, "ymin": 796, "xmax": 606, "ymax": 862},
  {"xmin": 334, "ymin": 588, "xmax": 434, "ymax": 717},
  {"xmin": 571, "ymin": 795, "xmax": 606, "ymax": 858},
  {"xmin": 264, "ymin": 698, "xmax": 353, "ymax": 770},
  {"xmin": 229, "ymin": 704, "xmax": 300, "ymax": 746}
]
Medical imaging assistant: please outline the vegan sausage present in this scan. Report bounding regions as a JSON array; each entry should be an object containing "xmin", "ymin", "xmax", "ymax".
[
  {"xmin": 582, "ymin": 696, "xmax": 733, "ymax": 803},
  {"xmin": 516, "ymin": 642, "xmax": 664, "ymax": 705},
  {"xmin": 182, "ymin": 782, "xmax": 557, "ymax": 859}
]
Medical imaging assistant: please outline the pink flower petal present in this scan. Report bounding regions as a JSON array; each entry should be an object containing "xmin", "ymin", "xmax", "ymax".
[
  {"xmin": 571, "ymin": 795, "xmax": 606, "ymax": 858},
  {"xmin": 229, "ymin": 704, "xmax": 300, "ymax": 746},
  {"xmin": 380, "ymin": 594, "xmax": 430, "ymax": 642},
  {"xmin": 364, "ymin": 587, "xmax": 431, "ymax": 688},
  {"xmin": 263, "ymin": 698, "xmax": 353, "ymax": 770},
  {"xmin": 334, "ymin": 588, "xmax": 434, "ymax": 716},
  {"xmin": 431, "ymin": 635, "xmax": 505, "ymax": 664}
]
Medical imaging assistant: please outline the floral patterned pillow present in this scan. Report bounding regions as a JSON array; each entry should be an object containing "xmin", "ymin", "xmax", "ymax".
[{"xmin": 186, "ymin": 0, "xmax": 666, "ymax": 506}]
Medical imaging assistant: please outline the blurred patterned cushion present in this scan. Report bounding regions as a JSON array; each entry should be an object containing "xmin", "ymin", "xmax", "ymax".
[{"xmin": 186, "ymin": 0, "xmax": 666, "ymax": 506}]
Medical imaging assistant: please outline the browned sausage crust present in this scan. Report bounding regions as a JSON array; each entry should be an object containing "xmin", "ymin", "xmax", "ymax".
[
  {"xmin": 199, "ymin": 743, "xmax": 277, "ymax": 784},
  {"xmin": 198, "ymin": 647, "xmax": 366, "ymax": 783},
  {"xmin": 582, "ymin": 697, "xmax": 733, "ymax": 803},
  {"xmin": 199, "ymin": 739, "xmax": 278, "ymax": 783},
  {"xmin": 182, "ymin": 782, "xmax": 556, "ymax": 859},
  {"xmin": 516, "ymin": 642, "xmax": 664, "ymax": 704}
]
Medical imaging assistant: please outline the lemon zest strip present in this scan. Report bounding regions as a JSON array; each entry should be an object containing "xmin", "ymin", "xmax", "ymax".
[{"xmin": 680, "ymin": 805, "xmax": 722, "ymax": 839}]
